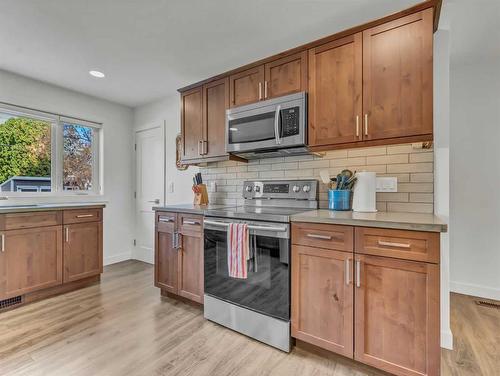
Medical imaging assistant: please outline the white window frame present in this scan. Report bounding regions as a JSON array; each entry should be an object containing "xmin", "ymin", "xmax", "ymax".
[{"xmin": 0, "ymin": 103, "xmax": 102, "ymax": 197}]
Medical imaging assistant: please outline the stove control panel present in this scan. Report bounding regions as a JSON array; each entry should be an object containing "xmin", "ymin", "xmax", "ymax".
[{"xmin": 243, "ymin": 179, "xmax": 318, "ymax": 200}]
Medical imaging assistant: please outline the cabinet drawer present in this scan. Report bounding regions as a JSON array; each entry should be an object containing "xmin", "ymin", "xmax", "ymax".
[
  {"xmin": 156, "ymin": 211, "xmax": 176, "ymax": 233},
  {"xmin": 292, "ymin": 222, "xmax": 353, "ymax": 252},
  {"xmin": 355, "ymin": 227, "xmax": 439, "ymax": 263},
  {"xmin": 0, "ymin": 211, "xmax": 62, "ymax": 230},
  {"xmin": 63, "ymin": 208, "xmax": 102, "ymax": 224},
  {"xmin": 178, "ymin": 213, "xmax": 203, "ymax": 235}
]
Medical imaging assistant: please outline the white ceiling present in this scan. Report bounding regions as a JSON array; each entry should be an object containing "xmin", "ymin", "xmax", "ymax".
[{"xmin": 0, "ymin": 0, "xmax": 497, "ymax": 107}]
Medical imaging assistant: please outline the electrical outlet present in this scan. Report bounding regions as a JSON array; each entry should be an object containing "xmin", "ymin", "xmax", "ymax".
[
  {"xmin": 376, "ymin": 177, "xmax": 398, "ymax": 192},
  {"xmin": 169, "ymin": 182, "xmax": 174, "ymax": 193}
]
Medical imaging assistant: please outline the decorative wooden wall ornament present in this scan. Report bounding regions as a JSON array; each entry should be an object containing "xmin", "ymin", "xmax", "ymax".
[{"xmin": 176, "ymin": 133, "xmax": 189, "ymax": 171}]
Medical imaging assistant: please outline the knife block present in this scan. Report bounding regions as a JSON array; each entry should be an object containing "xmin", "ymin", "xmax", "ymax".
[{"xmin": 193, "ymin": 184, "xmax": 209, "ymax": 205}]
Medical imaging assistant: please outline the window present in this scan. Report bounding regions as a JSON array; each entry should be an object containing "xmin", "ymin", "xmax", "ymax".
[{"xmin": 0, "ymin": 104, "xmax": 101, "ymax": 195}]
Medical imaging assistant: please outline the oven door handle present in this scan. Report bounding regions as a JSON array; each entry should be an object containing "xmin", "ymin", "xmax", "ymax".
[{"xmin": 203, "ymin": 219, "xmax": 287, "ymax": 232}]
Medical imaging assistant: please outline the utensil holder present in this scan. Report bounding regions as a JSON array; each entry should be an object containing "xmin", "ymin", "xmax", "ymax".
[
  {"xmin": 328, "ymin": 190, "xmax": 352, "ymax": 211},
  {"xmin": 193, "ymin": 184, "xmax": 209, "ymax": 205}
]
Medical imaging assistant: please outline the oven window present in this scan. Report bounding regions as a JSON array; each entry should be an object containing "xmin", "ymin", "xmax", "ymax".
[
  {"xmin": 204, "ymin": 228, "xmax": 290, "ymax": 320},
  {"xmin": 228, "ymin": 111, "xmax": 275, "ymax": 144}
]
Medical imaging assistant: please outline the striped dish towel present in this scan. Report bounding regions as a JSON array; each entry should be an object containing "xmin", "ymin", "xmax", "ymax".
[{"xmin": 227, "ymin": 223, "xmax": 249, "ymax": 279}]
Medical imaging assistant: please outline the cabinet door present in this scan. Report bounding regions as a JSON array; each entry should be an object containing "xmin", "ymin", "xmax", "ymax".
[
  {"xmin": 229, "ymin": 65, "xmax": 264, "ymax": 107},
  {"xmin": 203, "ymin": 77, "xmax": 229, "ymax": 159},
  {"xmin": 362, "ymin": 9, "xmax": 433, "ymax": 141},
  {"xmin": 63, "ymin": 222, "xmax": 102, "ymax": 283},
  {"xmin": 155, "ymin": 213, "xmax": 178, "ymax": 294},
  {"xmin": 181, "ymin": 86, "xmax": 203, "ymax": 161},
  {"xmin": 264, "ymin": 52, "xmax": 307, "ymax": 99},
  {"xmin": 354, "ymin": 255, "xmax": 439, "ymax": 376},
  {"xmin": 178, "ymin": 214, "xmax": 203, "ymax": 303},
  {"xmin": 0, "ymin": 226, "xmax": 62, "ymax": 299},
  {"xmin": 291, "ymin": 245, "xmax": 354, "ymax": 357},
  {"xmin": 308, "ymin": 33, "xmax": 362, "ymax": 147}
]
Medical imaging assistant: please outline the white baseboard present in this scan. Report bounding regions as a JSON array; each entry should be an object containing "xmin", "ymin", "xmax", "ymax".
[
  {"xmin": 104, "ymin": 252, "xmax": 132, "ymax": 266},
  {"xmin": 132, "ymin": 248, "xmax": 154, "ymax": 264},
  {"xmin": 441, "ymin": 329, "xmax": 453, "ymax": 350},
  {"xmin": 450, "ymin": 280, "xmax": 500, "ymax": 301}
]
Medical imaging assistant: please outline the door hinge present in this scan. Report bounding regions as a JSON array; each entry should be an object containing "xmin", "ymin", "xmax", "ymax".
[
  {"xmin": 133, "ymin": 239, "xmax": 136, "ymax": 246},
  {"xmin": 134, "ymin": 191, "xmax": 136, "ymax": 199},
  {"xmin": 134, "ymin": 143, "xmax": 137, "ymax": 151}
]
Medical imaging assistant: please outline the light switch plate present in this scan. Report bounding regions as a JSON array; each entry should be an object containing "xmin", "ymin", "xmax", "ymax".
[{"xmin": 376, "ymin": 177, "xmax": 398, "ymax": 192}]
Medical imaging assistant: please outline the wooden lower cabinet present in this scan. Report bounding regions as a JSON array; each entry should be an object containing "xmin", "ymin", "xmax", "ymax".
[
  {"xmin": 291, "ymin": 245, "xmax": 353, "ymax": 357},
  {"xmin": 63, "ymin": 221, "xmax": 103, "ymax": 283},
  {"xmin": 291, "ymin": 223, "xmax": 440, "ymax": 376},
  {"xmin": 0, "ymin": 226, "xmax": 63, "ymax": 299},
  {"xmin": 155, "ymin": 212, "xmax": 204, "ymax": 304},
  {"xmin": 354, "ymin": 254, "xmax": 440, "ymax": 376}
]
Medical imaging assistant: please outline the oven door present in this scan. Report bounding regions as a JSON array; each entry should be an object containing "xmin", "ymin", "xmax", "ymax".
[
  {"xmin": 204, "ymin": 218, "xmax": 290, "ymax": 321},
  {"xmin": 226, "ymin": 92, "xmax": 306, "ymax": 153}
]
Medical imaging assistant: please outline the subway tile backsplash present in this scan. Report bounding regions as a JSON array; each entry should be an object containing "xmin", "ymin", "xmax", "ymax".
[{"xmin": 199, "ymin": 143, "xmax": 434, "ymax": 213}]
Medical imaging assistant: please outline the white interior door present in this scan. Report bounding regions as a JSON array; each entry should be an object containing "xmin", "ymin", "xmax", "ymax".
[{"xmin": 135, "ymin": 126, "xmax": 164, "ymax": 264}]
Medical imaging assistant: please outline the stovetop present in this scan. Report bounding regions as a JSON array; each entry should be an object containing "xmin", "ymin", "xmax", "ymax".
[{"xmin": 204, "ymin": 205, "xmax": 315, "ymax": 223}]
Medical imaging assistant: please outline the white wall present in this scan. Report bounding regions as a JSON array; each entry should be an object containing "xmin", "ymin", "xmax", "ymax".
[
  {"xmin": 0, "ymin": 69, "xmax": 135, "ymax": 265},
  {"xmin": 449, "ymin": 62, "xmax": 500, "ymax": 300},
  {"xmin": 133, "ymin": 94, "xmax": 197, "ymax": 206}
]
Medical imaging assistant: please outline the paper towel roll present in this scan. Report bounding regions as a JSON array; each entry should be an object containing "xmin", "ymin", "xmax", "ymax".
[{"xmin": 352, "ymin": 171, "xmax": 377, "ymax": 212}]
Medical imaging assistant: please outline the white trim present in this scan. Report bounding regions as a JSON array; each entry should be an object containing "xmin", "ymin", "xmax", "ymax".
[
  {"xmin": 132, "ymin": 247, "xmax": 154, "ymax": 264},
  {"xmin": 450, "ymin": 280, "xmax": 500, "ymax": 301},
  {"xmin": 104, "ymin": 252, "xmax": 132, "ymax": 266},
  {"xmin": 441, "ymin": 329, "xmax": 453, "ymax": 350}
]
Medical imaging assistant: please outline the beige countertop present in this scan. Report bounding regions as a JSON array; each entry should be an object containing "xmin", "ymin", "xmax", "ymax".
[
  {"xmin": 291, "ymin": 210, "xmax": 447, "ymax": 233},
  {"xmin": 0, "ymin": 202, "xmax": 106, "ymax": 214}
]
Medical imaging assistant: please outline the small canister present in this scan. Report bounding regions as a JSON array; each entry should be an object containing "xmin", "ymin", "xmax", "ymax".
[{"xmin": 328, "ymin": 190, "xmax": 352, "ymax": 211}]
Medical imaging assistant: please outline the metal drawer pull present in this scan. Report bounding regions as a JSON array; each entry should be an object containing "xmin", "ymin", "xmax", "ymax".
[
  {"xmin": 356, "ymin": 260, "xmax": 361, "ymax": 288},
  {"xmin": 378, "ymin": 240, "xmax": 411, "ymax": 248},
  {"xmin": 159, "ymin": 217, "xmax": 175, "ymax": 223},
  {"xmin": 1, "ymin": 234, "xmax": 4, "ymax": 252},
  {"xmin": 183, "ymin": 220, "xmax": 200, "ymax": 226},
  {"xmin": 76, "ymin": 214, "xmax": 94, "ymax": 218},
  {"xmin": 306, "ymin": 233, "xmax": 332, "ymax": 240},
  {"xmin": 345, "ymin": 258, "xmax": 350, "ymax": 285},
  {"xmin": 65, "ymin": 227, "xmax": 69, "ymax": 243}
]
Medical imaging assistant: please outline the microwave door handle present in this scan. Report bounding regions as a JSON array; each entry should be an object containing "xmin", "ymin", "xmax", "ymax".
[{"xmin": 274, "ymin": 105, "xmax": 281, "ymax": 145}]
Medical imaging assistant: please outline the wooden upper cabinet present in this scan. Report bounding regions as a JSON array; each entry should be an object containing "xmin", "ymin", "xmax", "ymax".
[
  {"xmin": 291, "ymin": 245, "xmax": 354, "ymax": 358},
  {"xmin": 264, "ymin": 52, "xmax": 307, "ymax": 99},
  {"xmin": 0, "ymin": 226, "xmax": 63, "ymax": 299},
  {"xmin": 63, "ymin": 221, "xmax": 102, "ymax": 283},
  {"xmin": 308, "ymin": 34, "xmax": 363, "ymax": 147},
  {"xmin": 229, "ymin": 66, "xmax": 264, "ymax": 107},
  {"xmin": 203, "ymin": 77, "xmax": 229, "ymax": 159},
  {"xmin": 181, "ymin": 87, "xmax": 203, "ymax": 161},
  {"xmin": 362, "ymin": 8, "xmax": 433, "ymax": 141},
  {"xmin": 354, "ymin": 254, "xmax": 439, "ymax": 376}
]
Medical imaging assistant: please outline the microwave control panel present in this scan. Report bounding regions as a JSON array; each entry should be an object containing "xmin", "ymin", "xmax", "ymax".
[{"xmin": 281, "ymin": 107, "xmax": 300, "ymax": 137}]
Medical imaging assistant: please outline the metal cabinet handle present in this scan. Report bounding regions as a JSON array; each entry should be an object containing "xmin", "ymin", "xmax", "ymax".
[
  {"xmin": 306, "ymin": 233, "xmax": 332, "ymax": 240},
  {"xmin": 356, "ymin": 260, "xmax": 361, "ymax": 288},
  {"xmin": 171, "ymin": 231, "xmax": 176, "ymax": 249},
  {"xmin": 378, "ymin": 240, "xmax": 411, "ymax": 248},
  {"xmin": 203, "ymin": 140, "xmax": 208, "ymax": 155},
  {"xmin": 76, "ymin": 214, "xmax": 94, "ymax": 218},
  {"xmin": 264, "ymin": 81, "xmax": 268, "ymax": 98},
  {"xmin": 1, "ymin": 234, "xmax": 4, "ymax": 252},
  {"xmin": 65, "ymin": 227, "xmax": 69, "ymax": 243},
  {"xmin": 364, "ymin": 114, "xmax": 368, "ymax": 136},
  {"xmin": 159, "ymin": 216, "xmax": 175, "ymax": 223},
  {"xmin": 345, "ymin": 258, "xmax": 350, "ymax": 285},
  {"xmin": 356, "ymin": 115, "xmax": 360, "ymax": 137},
  {"xmin": 177, "ymin": 232, "xmax": 182, "ymax": 250},
  {"xmin": 259, "ymin": 82, "xmax": 263, "ymax": 100},
  {"xmin": 198, "ymin": 140, "xmax": 202, "ymax": 156},
  {"xmin": 148, "ymin": 199, "xmax": 160, "ymax": 204},
  {"xmin": 183, "ymin": 220, "xmax": 200, "ymax": 226},
  {"xmin": 274, "ymin": 105, "xmax": 282, "ymax": 145}
]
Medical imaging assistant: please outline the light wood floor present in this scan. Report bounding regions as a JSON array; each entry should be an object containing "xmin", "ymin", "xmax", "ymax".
[{"xmin": 0, "ymin": 261, "xmax": 498, "ymax": 376}]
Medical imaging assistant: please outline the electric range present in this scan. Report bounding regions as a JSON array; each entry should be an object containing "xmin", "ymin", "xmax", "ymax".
[{"xmin": 202, "ymin": 179, "xmax": 318, "ymax": 352}]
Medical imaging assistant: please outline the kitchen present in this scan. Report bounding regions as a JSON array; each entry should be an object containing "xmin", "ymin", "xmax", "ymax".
[{"xmin": 0, "ymin": 0, "xmax": 499, "ymax": 376}]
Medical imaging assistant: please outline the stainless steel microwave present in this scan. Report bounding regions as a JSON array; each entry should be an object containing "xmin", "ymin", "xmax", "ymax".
[{"xmin": 225, "ymin": 92, "xmax": 307, "ymax": 159}]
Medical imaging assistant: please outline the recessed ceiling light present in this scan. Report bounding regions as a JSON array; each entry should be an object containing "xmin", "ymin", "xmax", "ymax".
[{"xmin": 89, "ymin": 70, "xmax": 105, "ymax": 78}]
